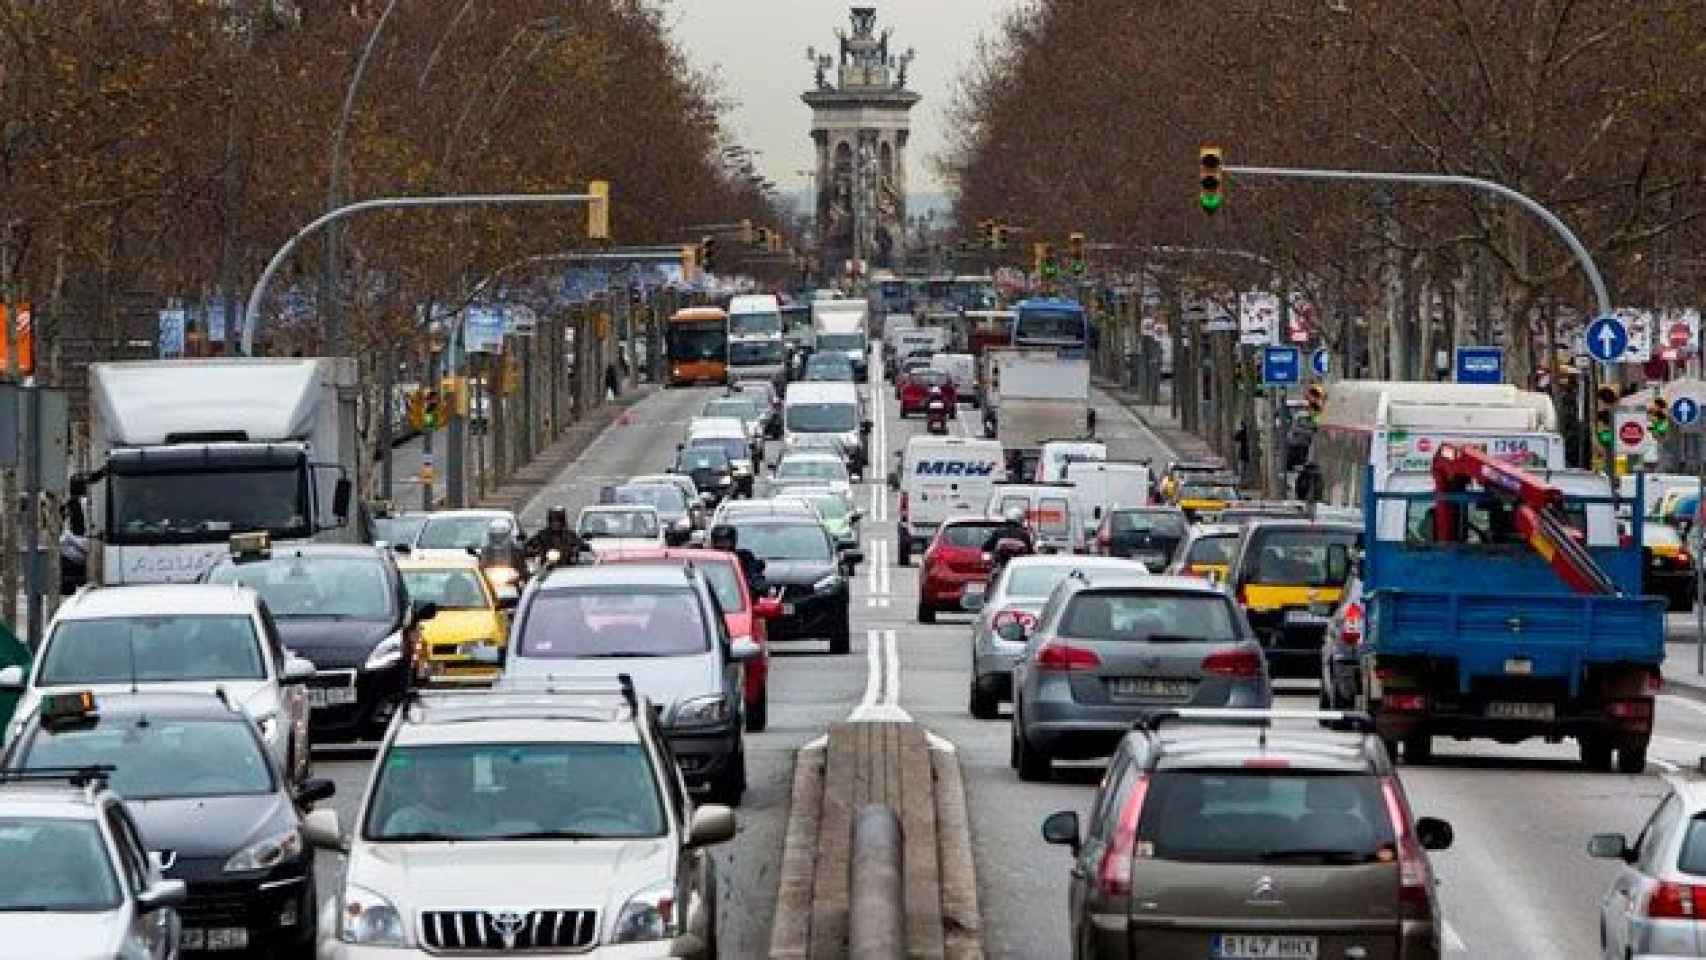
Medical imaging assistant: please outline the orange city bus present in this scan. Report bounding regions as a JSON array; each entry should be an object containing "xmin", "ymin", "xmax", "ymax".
[{"xmin": 665, "ymin": 307, "xmax": 730, "ymax": 386}]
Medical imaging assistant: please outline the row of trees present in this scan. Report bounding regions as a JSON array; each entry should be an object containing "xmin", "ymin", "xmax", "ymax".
[{"xmin": 941, "ymin": 1, "xmax": 1706, "ymax": 413}]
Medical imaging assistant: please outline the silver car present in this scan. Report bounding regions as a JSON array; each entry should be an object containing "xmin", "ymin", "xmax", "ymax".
[
  {"xmin": 1008, "ymin": 572, "xmax": 1273, "ymax": 781},
  {"xmin": 965, "ymin": 555, "xmax": 1149, "ymax": 719},
  {"xmin": 1590, "ymin": 772, "xmax": 1706, "ymax": 958}
]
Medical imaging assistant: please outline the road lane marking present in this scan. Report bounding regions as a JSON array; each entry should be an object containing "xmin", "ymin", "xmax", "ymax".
[
  {"xmin": 884, "ymin": 629, "xmax": 901, "ymax": 708},
  {"xmin": 1443, "ymin": 923, "xmax": 1466, "ymax": 955},
  {"xmin": 1660, "ymin": 694, "xmax": 1706, "ymax": 718},
  {"xmin": 878, "ymin": 544, "xmax": 891, "ymax": 606},
  {"xmin": 867, "ymin": 537, "xmax": 881, "ymax": 602},
  {"xmin": 855, "ymin": 629, "xmax": 882, "ymax": 714},
  {"xmin": 1654, "ymin": 758, "xmax": 1680, "ymax": 773},
  {"xmin": 848, "ymin": 627, "xmax": 911, "ymax": 722}
]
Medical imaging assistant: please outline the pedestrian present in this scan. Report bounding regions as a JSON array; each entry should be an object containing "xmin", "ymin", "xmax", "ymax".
[
  {"xmin": 604, "ymin": 361, "xmax": 620, "ymax": 400},
  {"xmin": 1295, "ymin": 462, "xmax": 1324, "ymax": 503},
  {"xmin": 1234, "ymin": 420, "xmax": 1251, "ymax": 480}
]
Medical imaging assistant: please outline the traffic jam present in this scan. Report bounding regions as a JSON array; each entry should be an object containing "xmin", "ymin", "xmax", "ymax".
[{"xmin": 0, "ymin": 281, "xmax": 1699, "ymax": 960}]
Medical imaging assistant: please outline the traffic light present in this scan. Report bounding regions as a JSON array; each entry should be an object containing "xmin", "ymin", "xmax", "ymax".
[
  {"xmin": 587, "ymin": 179, "xmax": 610, "ymax": 240},
  {"xmin": 422, "ymin": 391, "xmax": 443, "ymax": 431},
  {"xmin": 1305, "ymin": 382, "xmax": 1327, "ymax": 423},
  {"xmin": 681, "ymin": 244, "xmax": 699, "ymax": 282},
  {"xmin": 1199, "ymin": 145, "xmax": 1225, "ymax": 214},
  {"xmin": 978, "ymin": 219, "xmax": 995, "ymax": 248},
  {"xmin": 754, "ymin": 225, "xmax": 770, "ymax": 248},
  {"xmin": 1649, "ymin": 393, "xmax": 1671, "ymax": 438},
  {"xmin": 992, "ymin": 224, "xmax": 1008, "ymax": 251},
  {"xmin": 701, "ymin": 235, "xmax": 718, "ymax": 273},
  {"xmin": 1067, "ymin": 232, "xmax": 1086, "ymax": 275},
  {"xmin": 1594, "ymin": 384, "xmax": 1619, "ymax": 448},
  {"xmin": 406, "ymin": 390, "xmax": 427, "ymax": 432}
]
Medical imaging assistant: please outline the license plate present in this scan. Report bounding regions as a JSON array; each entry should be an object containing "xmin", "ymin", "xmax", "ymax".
[
  {"xmin": 182, "ymin": 928, "xmax": 249, "ymax": 951},
  {"xmin": 1503, "ymin": 657, "xmax": 1533, "ymax": 675},
  {"xmin": 306, "ymin": 687, "xmax": 357, "ymax": 709},
  {"xmin": 1135, "ymin": 552, "xmax": 1165, "ymax": 566},
  {"xmin": 1111, "ymin": 677, "xmax": 1193, "ymax": 699},
  {"xmin": 1213, "ymin": 934, "xmax": 1318, "ymax": 959},
  {"xmin": 1487, "ymin": 701, "xmax": 1555, "ymax": 720},
  {"xmin": 782, "ymin": 602, "xmax": 796, "ymax": 616},
  {"xmin": 1284, "ymin": 610, "xmax": 1329, "ymax": 626}
]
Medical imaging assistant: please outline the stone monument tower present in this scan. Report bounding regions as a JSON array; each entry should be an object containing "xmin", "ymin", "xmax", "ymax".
[{"xmin": 804, "ymin": 7, "xmax": 920, "ymax": 278}]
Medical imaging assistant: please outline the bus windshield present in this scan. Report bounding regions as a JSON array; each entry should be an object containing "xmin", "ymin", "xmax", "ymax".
[
  {"xmin": 666, "ymin": 322, "xmax": 726, "ymax": 361},
  {"xmin": 1015, "ymin": 308, "xmax": 1088, "ymax": 346}
]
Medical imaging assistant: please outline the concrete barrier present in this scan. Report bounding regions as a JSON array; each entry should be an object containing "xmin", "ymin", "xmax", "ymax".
[{"xmin": 848, "ymin": 805, "xmax": 905, "ymax": 960}]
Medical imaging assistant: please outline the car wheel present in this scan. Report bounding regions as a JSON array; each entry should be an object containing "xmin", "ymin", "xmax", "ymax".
[
  {"xmin": 969, "ymin": 676, "xmax": 999, "ymax": 720},
  {"xmin": 1402, "ymin": 732, "xmax": 1432, "ymax": 765},
  {"xmin": 829, "ymin": 618, "xmax": 852, "ymax": 656},
  {"xmin": 1617, "ymin": 742, "xmax": 1648, "ymax": 775},
  {"xmin": 1015, "ymin": 721, "xmax": 1052, "ymax": 782},
  {"xmin": 746, "ymin": 689, "xmax": 768, "ymax": 732},
  {"xmin": 917, "ymin": 599, "xmax": 936, "ymax": 624},
  {"xmin": 285, "ymin": 876, "xmax": 319, "ymax": 958},
  {"xmin": 1579, "ymin": 735, "xmax": 1613, "ymax": 772}
]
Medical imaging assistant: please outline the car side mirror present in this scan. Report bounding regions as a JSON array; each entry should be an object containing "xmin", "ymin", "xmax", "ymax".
[
  {"xmin": 0, "ymin": 665, "xmax": 23, "ymax": 690},
  {"xmin": 850, "ymin": 510, "xmax": 864, "ymax": 523},
  {"xmin": 1415, "ymin": 816, "xmax": 1454, "ymax": 851},
  {"xmin": 754, "ymin": 597, "xmax": 783, "ymax": 620},
  {"xmin": 303, "ymin": 807, "xmax": 347, "ymax": 853},
  {"xmin": 1041, "ymin": 810, "xmax": 1081, "ymax": 854},
  {"xmin": 413, "ymin": 601, "xmax": 440, "ymax": 623},
  {"xmin": 294, "ymin": 777, "xmax": 336, "ymax": 807},
  {"xmin": 281, "ymin": 656, "xmax": 317, "ymax": 684},
  {"xmin": 842, "ymin": 549, "xmax": 864, "ymax": 569},
  {"xmin": 729, "ymin": 636, "xmax": 761, "ymax": 662},
  {"xmin": 1586, "ymin": 832, "xmax": 1630, "ymax": 862},
  {"xmin": 136, "ymin": 879, "xmax": 188, "ymax": 913},
  {"xmin": 996, "ymin": 620, "xmax": 1026, "ymax": 643},
  {"xmin": 687, "ymin": 804, "xmax": 737, "ymax": 848},
  {"xmin": 861, "ymin": 419, "xmax": 874, "ymax": 433},
  {"xmin": 333, "ymin": 478, "xmax": 353, "ymax": 525}
]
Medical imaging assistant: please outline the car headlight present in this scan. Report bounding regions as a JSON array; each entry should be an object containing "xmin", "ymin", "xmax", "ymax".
[
  {"xmin": 364, "ymin": 631, "xmax": 404, "ymax": 671},
  {"xmin": 611, "ymin": 879, "xmax": 677, "ymax": 943},
  {"xmin": 813, "ymin": 573, "xmax": 844, "ymax": 594},
  {"xmin": 224, "ymin": 827, "xmax": 303, "ymax": 872},
  {"xmin": 674, "ymin": 517, "xmax": 692, "ymax": 531},
  {"xmin": 733, "ymin": 463, "xmax": 753, "ymax": 476},
  {"xmin": 339, "ymin": 884, "xmax": 406, "ymax": 946},
  {"xmin": 672, "ymin": 694, "xmax": 731, "ymax": 728},
  {"xmin": 718, "ymin": 476, "xmax": 733, "ymax": 487}
]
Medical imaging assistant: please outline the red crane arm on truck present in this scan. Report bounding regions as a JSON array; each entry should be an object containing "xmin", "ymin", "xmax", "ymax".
[{"xmin": 1430, "ymin": 442, "xmax": 1616, "ymax": 595}]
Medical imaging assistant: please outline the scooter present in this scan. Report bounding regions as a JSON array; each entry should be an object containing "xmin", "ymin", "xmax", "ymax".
[{"xmin": 926, "ymin": 396, "xmax": 949, "ymax": 434}]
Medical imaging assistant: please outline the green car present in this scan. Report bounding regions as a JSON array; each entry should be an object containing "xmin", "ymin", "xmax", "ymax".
[{"xmin": 777, "ymin": 487, "xmax": 862, "ymax": 550}]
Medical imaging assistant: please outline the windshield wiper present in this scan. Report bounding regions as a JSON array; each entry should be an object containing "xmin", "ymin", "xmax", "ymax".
[
  {"xmin": 488, "ymin": 830, "xmax": 614, "ymax": 840},
  {"xmin": 1142, "ymin": 634, "xmax": 1223, "ymax": 644},
  {"xmin": 381, "ymin": 831, "xmax": 459, "ymax": 842},
  {"xmin": 1258, "ymin": 848, "xmax": 1373, "ymax": 864},
  {"xmin": 578, "ymin": 651, "xmax": 672, "ymax": 659}
]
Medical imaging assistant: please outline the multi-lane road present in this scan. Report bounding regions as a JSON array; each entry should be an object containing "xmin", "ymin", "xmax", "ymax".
[{"xmin": 315, "ymin": 358, "xmax": 1704, "ymax": 959}]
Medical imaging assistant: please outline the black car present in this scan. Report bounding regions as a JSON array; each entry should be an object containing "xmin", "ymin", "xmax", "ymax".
[
  {"xmin": 1095, "ymin": 506, "xmax": 1188, "ymax": 571},
  {"xmin": 4, "ymin": 691, "xmax": 336, "ymax": 955},
  {"xmin": 203, "ymin": 544, "xmax": 433, "ymax": 741},
  {"xmin": 726, "ymin": 516, "xmax": 860, "ymax": 655},
  {"xmin": 670, "ymin": 445, "xmax": 737, "ymax": 503}
]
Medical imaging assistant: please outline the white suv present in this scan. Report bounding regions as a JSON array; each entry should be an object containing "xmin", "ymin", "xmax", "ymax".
[{"xmin": 307, "ymin": 681, "xmax": 735, "ymax": 959}]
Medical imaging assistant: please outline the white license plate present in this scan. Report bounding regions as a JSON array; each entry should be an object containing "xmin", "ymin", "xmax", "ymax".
[
  {"xmin": 1503, "ymin": 658, "xmax": 1533, "ymax": 675},
  {"xmin": 1487, "ymin": 701, "xmax": 1555, "ymax": 720},
  {"xmin": 1135, "ymin": 552, "xmax": 1165, "ymax": 566},
  {"xmin": 1213, "ymin": 934, "xmax": 1318, "ymax": 959},
  {"xmin": 182, "ymin": 928, "xmax": 249, "ymax": 951},
  {"xmin": 1285, "ymin": 610, "xmax": 1329, "ymax": 626},
  {"xmin": 307, "ymin": 687, "xmax": 357, "ymax": 709},
  {"xmin": 1111, "ymin": 677, "xmax": 1193, "ymax": 699},
  {"xmin": 782, "ymin": 602, "xmax": 796, "ymax": 616}
]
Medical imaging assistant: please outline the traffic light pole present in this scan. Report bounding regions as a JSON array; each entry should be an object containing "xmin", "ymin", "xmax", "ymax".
[{"xmin": 1222, "ymin": 162, "xmax": 1616, "ymax": 486}]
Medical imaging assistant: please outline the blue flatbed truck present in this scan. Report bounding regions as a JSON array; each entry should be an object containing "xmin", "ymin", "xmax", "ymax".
[{"xmin": 1354, "ymin": 460, "xmax": 1665, "ymax": 772}]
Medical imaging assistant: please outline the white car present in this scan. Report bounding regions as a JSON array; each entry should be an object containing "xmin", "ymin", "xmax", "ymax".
[
  {"xmin": 576, "ymin": 505, "xmax": 666, "ymax": 558},
  {"xmin": 769, "ymin": 452, "xmax": 853, "ymax": 509},
  {"xmin": 308, "ymin": 683, "xmax": 736, "ymax": 959},
  {"xmin": 0, "ymin": 583, "xmax": 316, "ymax": 783}
]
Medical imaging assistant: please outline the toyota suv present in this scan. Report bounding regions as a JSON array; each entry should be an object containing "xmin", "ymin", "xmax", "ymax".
[
  {"xmin": 307, "ymin": 682, "xmax": 735, "ymax": 958},
  {"xmin": 1042, "ymin": 708, "xmax": 1454, "ymax": 959}
]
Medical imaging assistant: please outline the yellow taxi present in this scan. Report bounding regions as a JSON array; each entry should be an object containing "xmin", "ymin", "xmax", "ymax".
[
  {"xmin": 395, "ymin": 554, "xmax": 510, "ymax": 685},
  {"xmin": 1173, "ymin": 477, "xmax": 1243, "ymax": 522}
]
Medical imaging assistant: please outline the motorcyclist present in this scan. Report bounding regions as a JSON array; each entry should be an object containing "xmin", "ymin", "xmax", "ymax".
[
  {"xmin": 526, "ymin": 505, "xmax": 582, "ymax": 567},
  {"xmin": 709, "ymin": 523, "xmax": 767, "ymax": 598}
]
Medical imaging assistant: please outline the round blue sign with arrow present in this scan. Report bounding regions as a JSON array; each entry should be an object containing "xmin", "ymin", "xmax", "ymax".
[
  {"xmin": 1672, "ymin": 395, "xmax": 1701, "ymax": 428},
  {"xmin": 1310, "ymin": 348, "xmax": 1329, "ymax": 378},
  {"xmin": 1585, "ymin": 315, "xmax": 1629, "ymax": 363}
]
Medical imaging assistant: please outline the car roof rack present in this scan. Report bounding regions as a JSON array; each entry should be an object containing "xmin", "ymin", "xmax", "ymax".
[
  {"xmin": 403, "ymin": 673, "xmax": 639, "ymax": 720},
  {"xmin": 1134, "ymin": 707, "xmax": 1375, "ymax": 734},
  {"xmin": 0, "ymin": 765, "xmax": 115, "ymax": 789}
]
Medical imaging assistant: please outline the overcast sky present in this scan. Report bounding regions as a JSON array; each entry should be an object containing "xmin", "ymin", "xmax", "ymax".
[{"xmin": 665, "ymin": 1, "xmax": 1024, "ymax": 210}]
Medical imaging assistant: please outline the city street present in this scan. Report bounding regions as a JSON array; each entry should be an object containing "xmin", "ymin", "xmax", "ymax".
[{"xmin": 308, "ymin": 360, "xmax": 1701, "ymax": 959}]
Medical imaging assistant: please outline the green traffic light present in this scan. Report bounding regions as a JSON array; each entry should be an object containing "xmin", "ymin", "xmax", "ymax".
[
  {"xmin": 1596, "ymin": 428, "xmax": 1614, "ymax": 446},
  {"xmin": 1200, "ymin": 193, "xmax": 1223, "ymax": 213},
  {"xmin": 1653, "ymin": 419, "xmax": 1670, "ymax": 437}
]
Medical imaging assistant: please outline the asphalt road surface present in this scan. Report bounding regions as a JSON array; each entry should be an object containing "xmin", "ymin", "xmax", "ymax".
[{"xmin": 313, "ymin": 353, "xmax": 1697, "ymax": 959}]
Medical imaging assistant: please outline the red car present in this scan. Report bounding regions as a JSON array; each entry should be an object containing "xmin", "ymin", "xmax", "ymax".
[
  {"xmin": 899, "ymin": 368, "xmax": 958, "ymax": 418},
  {"xmin": 918, "ymin": 516, "xmax": 1006, "ymax": 623},
  {"xmin": 596, "ymin": 547, "xmax": 781, "ymax": 730}
]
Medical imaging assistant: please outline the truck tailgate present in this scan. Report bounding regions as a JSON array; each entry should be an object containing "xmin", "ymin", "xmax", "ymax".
[
  {"xmin": 998, "ymin": 399, "xmax": 1085, "ymax": 449},
  {"xmin": 1369, "ymin": 590, "xmax": 1664, "ymax": 692}
]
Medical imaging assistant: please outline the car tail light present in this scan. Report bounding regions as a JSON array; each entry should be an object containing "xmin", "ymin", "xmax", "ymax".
[
  {"xmin": 1380, "ymin": 778, "xmax": 1435, "ymax": 917},
  {"xmin": 1384, "ymin": 691, "xmax": 1428, "ymax": 712},
  {"xmin": 899, "ymin": 493, "xmax": 909, "ymax": 522},
  {"xmin": 1096, "ymin": 529, "xmax": 1111, "ymax": 553},
  {"xmin": 1096, "ymin": 776, "xmax": 1150, "ymax": 896},
  {"xmin": 1645, "ymin": 881, "xmax": 1706, "ymax": 920},
  {"xmin": 1035, "ymin": 641, "xmax": 1101, "ymax": 672},
  {"xmin": 1235, "ymin": 585, "xmax": 1248, "ymax": 605},
  {"xmin": 1606, "ymin": 697, "xmax": 1655, "ymax": 732},
  {"xmin": 1340, "ymin": 602, "xmax": 1364, "ymax": 646},
  {"xmin": 1201, "ymin": 647, "xmax": 1261, "ymax": 679}
]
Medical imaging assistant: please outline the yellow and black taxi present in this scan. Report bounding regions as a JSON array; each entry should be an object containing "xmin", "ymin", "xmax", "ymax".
[
  {"xmin": 1628, "ymin": 519, "xmax": 1695, "ymax": 612},
  {"xmin": 3, "ymin": 690, "xmax": 335, "ymax": 956},
  {"xmin": 1164, "ymin": 523, "xmax": 1243, "ymax": 583},
  {"xmin": 1224, "ymin": 518, "xmax": 1362, "ymax": 678},
  {"xmin": 1172, "ymin": 475, "xmax": 1243, "ymax": 522},
  {"xmin": 394, "ymin": 553, "xmax": 511, "ymax": 685},
  {"xmin": 1158, "ymin": 458, "xmax": 1229, "ymax": 502}
]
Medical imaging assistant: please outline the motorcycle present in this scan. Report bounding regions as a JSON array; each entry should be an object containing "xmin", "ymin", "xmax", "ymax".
[{"xmin": 926, "ymin": 397, "xmax": 949, "ymax": 434}]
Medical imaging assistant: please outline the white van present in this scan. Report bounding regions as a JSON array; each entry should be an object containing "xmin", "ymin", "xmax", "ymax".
[
  {"xmin": 782, "ymin": 381, "xmax": 869, "ymax": 477},
  {"xmin": 985, "ymin": 481, "xmax": 1088, "ymax": 555},
  {"xmin": 892, "ymin": 437, "xmax": 1006, "ymax": 565},
  {"xmin": 727, "ymin": 294, "xmax": 786, "ymax": 383},
  {"xmin": 812, "ymin": 299, "xmax": 870, "ymax": 381},
  {"xmin": 929, "ymin": 353, "xmax": 978, "ymax": 405},
  {"xmin": 1036, "ymin": 439, "xmax": 1108, "ymax": 482},
  {"xmin": 1063, "ymin": 460, "xmax": 1152, "ymax": 538}
]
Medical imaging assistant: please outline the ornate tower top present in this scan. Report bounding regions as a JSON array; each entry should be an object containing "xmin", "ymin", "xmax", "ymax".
[{"xmin": 806, "ymin": 6, "xmax": 915, "ymax": 92}]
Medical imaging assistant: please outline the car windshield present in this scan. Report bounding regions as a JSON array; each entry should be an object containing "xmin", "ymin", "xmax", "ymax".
[
  {"xmin": 1181, "ymin": 484, "xmax": 1239, "ymax": 501},
  {"xmin": 817, "ymin": 333, "xmax": 865, "ymax": 351},
  {"xmin": 518, "ymin": 587, "xmax": 708, "ymax": 657},
  {"xmin": 1246, "ymin": 530, "xmax": 1360, "ymax": 587},
  {"xmin": 417, "ymin": 515, "xmax": 510, "ymax": 550},
  {"xmin": 1003, "ymin": 565, "xmax": 1078, "ymax": 599},
  {"xmin": 0, "ymin": 819, "xmax": 122, "ymax": 912},
  {"xmin": 374, "ymin": 515, "xmax": 428, "ymax": 546},
  {"xmin": 40, "ymin": 615, "xmax": 264, "ymax": 684},
  {"xmin": 689, "ymin": 438, "xmax": 749, "ymax": 463},
  {"xmin": 942, "ymin": 523, "xmax": 1002, "ymax": 548},
  {"xmin": 108, "ymin": 467, "xmax": 309, "ymax": 544},
  {"xmin": 1014, "ymin": 309, "xmax": 1086, "ymax": 342},
  {"xmin": 1136, "ymin": 771, "xmax": 1395, "ymax": 865},
  {"xmin": 732, "ymin": 383, "xmax": 775, "ymax": 405},
  {"xmin": 23, "ymin": 719, "xmax": 273, "ymax": 800},
  {"xmin": 729, "ymin": 312, "xmax": 781, "ymax": 337},
  {"xmin": 729, "ymin": 340, "xmax": 784, "ymax": 365},
  {"xmin": 363, "ymin": 742, "xmax": 666, "ymax": 842},
  {"xmin": 1112, "ymin": 512, "xmax": 1187, "ymax": 537},
  {"xmin": 777, "ymin": 459, "xmax": 847, "ymax": 484},
  {"xmin": 400, "ymin": 569, "xmax": 491, "ymax": 610},
  {"xmin": 1186, "ymin": 536, "xmax": 1237, "ymax": 566},
  {"xmin": 676, "ymin": 447, "xmax": 729, "ymax": 472},
  {"xmin": 577, "ymin": 510, "xmax": 659, "ymax": 539},
  {"xmin": 910, "ymin": 370, "xmax": 949, "ymax": 387},
  {"xmin": 205, "ymin": 555, "xmax": 393, "ymax": 619},
  {"xmin": 805, "ymin": 357, "xmax": 854, "ymax": 380},
  {"xmin": 733, "ymin": 523, "xmax": 832, "ymax": 561},
  {"xmin": 703, "ymin": 400, "xmax": 760, "ymax": 422},
  {"xmin": 612, "ymin": 485, "xmax": 688, "ymax": 514},
  {"xmin": 786, "ymin": 402, "xmax": 858, "ymax": 433},
  {"xmin": 1060, "ymin": 591, "xmax": 1237, "ymax": 642},
  {"xmin": 798, "ymin": 494, "xmax": 848, "ymax": 521}
]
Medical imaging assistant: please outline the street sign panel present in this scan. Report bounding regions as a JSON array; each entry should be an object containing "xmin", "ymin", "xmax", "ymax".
[
  {"xmin": 1310, "ymin": 347, "xmax": 1329, "ymax": 378},
  {"xmin": 1619, "ymin": 307, "xmax": 1654, "ymax": 364},
  {"xmin": 1261, "ymin": 345, "xmax": 1301, "ymax": 386},
  {"xmin": 1239, "ymin": 291, "xmax": 1279, "ymax": 346},
  {"xmin": 1615, "ymin": 410, "xmax": 1653, "ymax": 458},
  {"xmin": 1585, "ymin": 315, "xmax": 1628, "ymax": 363},
  {"xmin": 1672, "ymin": 395, "xmax": 1702, "ymax": 429},
  {"xmin": 1453, "ymin": 346, "xmax": 1504, "ymax": 384},
  {"xmin": 1669, "ymin": 323, "xmax": 1691, "ymax": 350}
]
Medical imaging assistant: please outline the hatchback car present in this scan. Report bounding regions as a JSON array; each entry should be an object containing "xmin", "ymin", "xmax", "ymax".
[
  {"xmin": 394, "ymin": 553, "xmax": 509, "ymax": 686},
  {"xmin": 1042, "ymin": 708, "xmax": 1454, "ymax": 959},
  {"xmin": 1590, "ymin": 770, "xmax": 1706, "ymax": 959},
  {"xmin": 917, "ymin": 516, "xmax": 1007, "ymax": 624},
  {"xmin": 1008, "ymin": 572, "xmax": 1272, "ymax": 781},
  {"xmin": 965, "ymin": 555, "xmax": 1148, "ymax": 719},
  {"xmin": 899, "ymin": 368, "xmax": 957, "ymax": 417},
  {"xmin": 1166, "ymin": 523, "xmax": 1243, "ymax": 582},
  {"xmin": 770, "ymin": 452, "xmax": 854, "ymax": 508},
  {"xmin": 605, "ymin": 481, "xmax": 700, "ymax": 545},
  {"xmin": 671, "ymin": 445, "xmax": 737, "ymax": 502},
  {"xmin": 724, "ymin": 515, "xmax": 859, "ymax": 655},
  {"xmin": 1094, "ymin": 507, "xmax": 1188, "ymax": 571}
]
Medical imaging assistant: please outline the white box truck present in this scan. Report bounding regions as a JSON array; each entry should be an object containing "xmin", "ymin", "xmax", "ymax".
[
  {"xmin": 811, "ymin": 298, "xmax": 870, "ymax": 381},
  {"xmin": 991, "ymin": 353, "xmax": 1092, "ymax": 467},
  {"xmin": 86, "ymin": 358, "xmax": 360, "ymax": 584}
]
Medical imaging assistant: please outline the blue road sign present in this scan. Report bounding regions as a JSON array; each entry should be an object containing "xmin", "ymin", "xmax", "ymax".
[
  {"xmin": 1454, "ymin": 346, "xmax": 1504, "ymax": 384},
  {"xmin": 1310, "ymin": 347, "xmax": 1329, "ymax": 378},
  {"xmin": 1672, "ymin": 395, "xmax": 1701, "ymax": 428},
  {"xmin": 1262, "ymin": 345, "xmax": 1302, "ymax": 386},
  {"xmin": 1585, "ymin": 315, "xmax": 1629, "ymax": 363}
]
